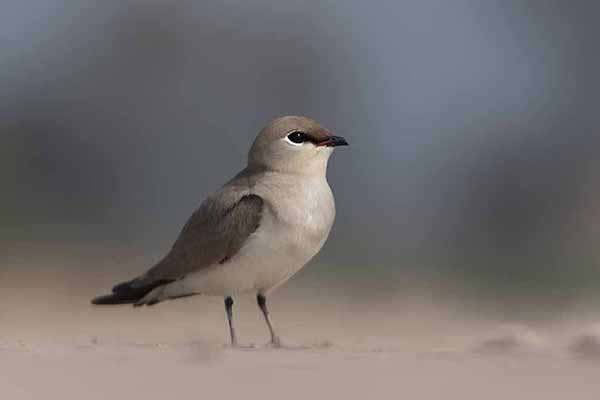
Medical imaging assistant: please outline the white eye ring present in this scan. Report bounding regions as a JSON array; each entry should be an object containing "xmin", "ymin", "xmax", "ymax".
[{"xmin": 284, "ymin": 136, "xmax": 303, "ymax": 146}]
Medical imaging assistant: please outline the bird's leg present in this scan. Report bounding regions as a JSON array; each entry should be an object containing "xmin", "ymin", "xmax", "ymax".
[
  {"xmin": 257, "ymin": 293, "xmax": 281, "ymax": 347},
  {"xmin": 224, "ymin": 296, "xmax": 237, "ymax": 346}
]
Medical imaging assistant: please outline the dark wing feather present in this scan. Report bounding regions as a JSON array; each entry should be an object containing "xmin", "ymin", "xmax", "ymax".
[
  {"xmin": 145, "ymin": 193, "xmax": 264, "ymax": 280},
  {"xmin": 91, "ymin": 191, "xmax": 263, "ymax": 305}
]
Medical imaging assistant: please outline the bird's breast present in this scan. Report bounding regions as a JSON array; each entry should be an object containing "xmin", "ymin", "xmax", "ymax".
[
  {"xmin": 257, "ymin": 176, "xmax": 336, "ymax": 258},
  {"xmin": 178, "ymin": 176, "xmax": 336, "ymax": 295}
]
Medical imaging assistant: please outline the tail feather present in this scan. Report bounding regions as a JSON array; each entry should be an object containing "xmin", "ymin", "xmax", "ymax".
[{"xmin": 91, "ymin": 277, "xmax": 175, "ymax": 306}]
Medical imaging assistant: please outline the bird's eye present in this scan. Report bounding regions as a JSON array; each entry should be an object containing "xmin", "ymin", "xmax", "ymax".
[{"xmin": 285, "ymin": 131, "xmax": 306, "ymax": 145}]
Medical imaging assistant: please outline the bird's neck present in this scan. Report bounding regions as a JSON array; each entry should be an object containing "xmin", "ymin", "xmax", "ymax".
[{"xmin": 247, "ymin": 153, "xmax": 332, "ymax": 179}]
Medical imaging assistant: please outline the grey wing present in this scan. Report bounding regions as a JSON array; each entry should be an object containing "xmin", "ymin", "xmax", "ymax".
[
  {"xmin": 91, "ymin": 190, "xmax": 263, "ymax": 305},
  {"xmin": 146, "ymin": 193, "xmax": 264, "ymax": 280}
]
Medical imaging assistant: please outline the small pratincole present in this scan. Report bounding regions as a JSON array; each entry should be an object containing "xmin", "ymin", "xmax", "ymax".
[{"xmin": 92, "ymin": 116, "xmax": 348, "ymax": 347}]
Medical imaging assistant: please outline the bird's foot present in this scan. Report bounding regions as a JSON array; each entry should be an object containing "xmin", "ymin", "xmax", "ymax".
[
  {"xmin": 226, "ymin": 337, "xmax": 309, "ymax": 351},
  {"xmin": 224, "ymin": 341, "xmax": 258, "ymax": 350},
  {"xmin": 270, "ymin": 336, "xmax": 282, "ymax": 349},
  {"xmin": 261, "ymin": 337, "xmax": 308, "ymax": 350}
]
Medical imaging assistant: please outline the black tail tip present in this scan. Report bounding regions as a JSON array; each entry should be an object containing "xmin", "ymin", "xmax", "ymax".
[{"xmin": 91, "ymin": 294, "xmax": 134, "ymax": 305}]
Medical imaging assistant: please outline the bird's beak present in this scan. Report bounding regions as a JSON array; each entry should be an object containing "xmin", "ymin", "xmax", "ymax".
[{"xmin": 316, "ymin": 135, "xmax": 349, "ymax": 147}]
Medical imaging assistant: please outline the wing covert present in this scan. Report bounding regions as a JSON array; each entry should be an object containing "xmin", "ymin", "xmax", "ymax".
[{"xmin": 145, "ymin": 193, "xmax": 264, "ymax": 280}]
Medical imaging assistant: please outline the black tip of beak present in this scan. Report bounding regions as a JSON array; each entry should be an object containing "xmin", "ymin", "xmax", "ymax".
[{"xmin": 326, "ymin": 135, "xmax": 349, "ymax": 147}]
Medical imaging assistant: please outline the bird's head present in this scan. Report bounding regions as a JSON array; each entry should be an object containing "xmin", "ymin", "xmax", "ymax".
[{"xmin": 248, "ymin": 116, "xmax": 348, "ymax": 175}]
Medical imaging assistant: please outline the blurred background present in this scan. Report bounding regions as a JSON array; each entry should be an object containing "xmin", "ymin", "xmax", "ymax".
[{"xmin": 2, "ymin": 0, "xmax": 600, "ymax": 325}]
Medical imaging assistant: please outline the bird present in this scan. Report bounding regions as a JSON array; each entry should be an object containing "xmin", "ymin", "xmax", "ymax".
[{"xmin": 91, "ymin": 116, "xmax": 348, "ymax": 347}]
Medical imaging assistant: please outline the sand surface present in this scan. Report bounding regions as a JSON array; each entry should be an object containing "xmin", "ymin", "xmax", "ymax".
[
  {"xmin": 3, "ymin": 251, "xmax": 600, "ymax": 399},
  {"xmin": 3, "ymin": 340, "xmax": 600, "ymax": 400},
  {"xmin": 3, "ymin": 292, "xmax": 600, "ymax": 400}
]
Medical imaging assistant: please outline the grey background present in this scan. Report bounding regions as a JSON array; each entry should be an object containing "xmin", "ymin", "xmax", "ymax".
[{"xmin": 2, "ymin": 0, "xmax": 600, "ymax": 314}]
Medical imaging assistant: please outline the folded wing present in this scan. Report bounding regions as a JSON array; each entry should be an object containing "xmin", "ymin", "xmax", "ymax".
[{"xmin": 92, "ymin": 191, "xmax": 264, "ymax": 305}]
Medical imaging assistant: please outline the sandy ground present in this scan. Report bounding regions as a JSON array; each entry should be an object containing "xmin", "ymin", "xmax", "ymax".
[
  {"xmin": 3, "ymin": 340, "xmax": 600, "ymax": 400},
  {"xmin": 3, "ymin": 248, "xmax": 600, "ymax": 399}
]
